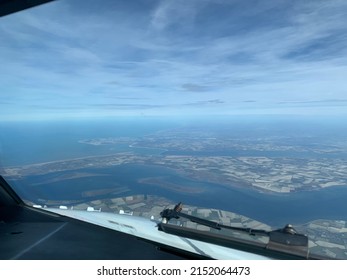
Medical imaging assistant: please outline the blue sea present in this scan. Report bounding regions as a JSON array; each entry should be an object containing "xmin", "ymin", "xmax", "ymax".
[{"xmin": 1, "ymin": 116, "xmax": 347, "ymax": 227}]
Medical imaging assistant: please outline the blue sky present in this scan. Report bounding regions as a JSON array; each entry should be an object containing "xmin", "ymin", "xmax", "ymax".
[{"xmin": 1, "ymin": 0, "xmax": 347, "ymax": 120}]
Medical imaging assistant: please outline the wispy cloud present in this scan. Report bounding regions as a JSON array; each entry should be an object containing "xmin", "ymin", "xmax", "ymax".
[
  {"xmin": 184, "ymin": 99, "xmax": 225, "ymax": 106},
  {"xmin": 150, "ymin": 0, "xmax": 200, "ymax": 31},
  {"xmin": 278, "ymin": 99, "xmax": 347, "ymax": 105},
  {"xmin": 181, "ymin": 83, "xmax": 211, "ymax": 92}
]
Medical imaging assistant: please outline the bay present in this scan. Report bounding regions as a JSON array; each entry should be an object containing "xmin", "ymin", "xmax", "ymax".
[{"xmin": 10, "ymin": 163, "xmax": 347, "ymax": 228}]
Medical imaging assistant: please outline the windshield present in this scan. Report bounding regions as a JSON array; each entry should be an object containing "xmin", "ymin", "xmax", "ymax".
[{"xmin": 1, "ymin": 0, "xmax": 347, "ymax": 260}]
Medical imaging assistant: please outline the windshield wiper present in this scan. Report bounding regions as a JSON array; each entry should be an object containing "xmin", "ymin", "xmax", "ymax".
[{"xmin": 158, "ymin": 202, "xmax": 318, "ymax": 259}]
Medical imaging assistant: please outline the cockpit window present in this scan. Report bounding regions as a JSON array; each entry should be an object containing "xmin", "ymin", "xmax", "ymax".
[{"xmin": 1, "ymin": 0, "xmax": 347, "ymax": 259}]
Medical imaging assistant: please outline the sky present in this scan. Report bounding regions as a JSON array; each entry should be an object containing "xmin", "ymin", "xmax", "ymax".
[{"xmin": 1, "ymin": 0, "xmax": 347, "ymax": 120}]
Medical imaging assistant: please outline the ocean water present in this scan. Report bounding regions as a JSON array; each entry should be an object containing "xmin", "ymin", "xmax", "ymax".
[
  {"xmin": 0, "ymin": 118, "xmax": 175, "ymax": 166},
  {"xmin": 1, "ymin": 117, "xmax": 347, "ymax": 227}
]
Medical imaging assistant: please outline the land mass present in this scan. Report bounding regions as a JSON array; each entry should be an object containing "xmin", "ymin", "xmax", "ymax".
[
  {"xmin": 4, "ymin": 125, "xmax": 347, "ymax": 194},
  {"xmin": 4, "ymin": 153, "xmax": 347, "ymax": 193}
]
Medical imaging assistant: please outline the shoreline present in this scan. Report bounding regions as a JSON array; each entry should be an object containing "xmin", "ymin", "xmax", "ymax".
[{"xmin": 3, "ymin": 153, "xmax": 347, "ymax": 194}]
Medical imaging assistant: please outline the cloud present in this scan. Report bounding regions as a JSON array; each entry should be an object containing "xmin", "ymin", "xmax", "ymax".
[
  {"xmin": 1, "ymin": 0, "xmax": 347, "ymax": 120},
  {"xmin": 185, "ymin": 99, "xmax": 225, "ymax": 106},
  {"xmin": 90, "ymin": 103, "xmax": 162, "ymax": 110},
  {"xmin": 278, "ymin": 99, "xmax": 347, "ymax": 105},
  {"xmin": 150, "ymin": 0, "xmax": 199, "ymax": 31},
  {"xmin": 282, "ymin": 33, "xmax": 347, "ymax": 61},
  {"xmin": 181, "ymin": 83, "xmax": 210, "ymax": 92},
  {"xmin": 207, "ymin": 99, "xmax": 224, "ymax": 104},
  {"xmin": 111, "ymin": 96, "xmax": 151, "ymax": 100}
]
